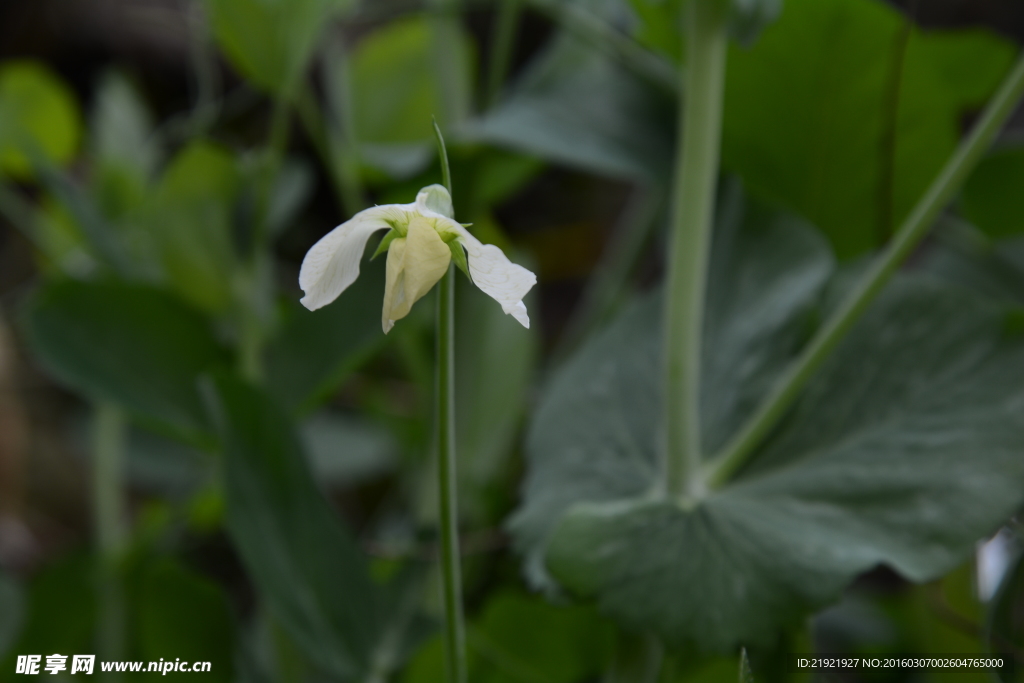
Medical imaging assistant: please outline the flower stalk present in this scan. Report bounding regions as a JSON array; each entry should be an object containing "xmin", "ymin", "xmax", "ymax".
[
  {"xmin": 662, "ymin": 0, "xmax": 729, "ymax": 502},
  {"xmin": 433, "ymin": 121, "xmax": 467, "ymax": 683}
]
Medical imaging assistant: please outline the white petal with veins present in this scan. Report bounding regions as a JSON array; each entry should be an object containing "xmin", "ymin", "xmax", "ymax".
[{"xmin": 446, "ymin": 223, "xmax": 537, "ymax": 328}]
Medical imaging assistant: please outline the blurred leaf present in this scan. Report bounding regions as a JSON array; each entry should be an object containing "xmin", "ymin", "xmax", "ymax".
[
  {"xmin": 0, "ymin": 554, "xmax": 95, "ymax": 682},
  {"xmin": 22, "ymin": 279, "xmax": 229, "ymax": 446},
  {"xmin": 474, "ymin": 151, "xmax": 545, "ymax": 208},
  {"xmin": 265, "ymin": 255, "xmax": 385, "ymax": 414},
  {"xmin": 216, "ymin": 374, "xmax": 383, "ymax": 678},
  {"xmin": 127, "ymin": 427, "xmax": 212, "ymax": 499},
  {"xmin": 302, "ymin": 410, "xmax": 398, "ymax": 486},
  {"xmin": 472, "ymin": 592, "xmax": 614, "ymax": 683},
  {"xmin": 729, "ymin": 0, "xmax": 783, "ymax": 45},
  {"xmin": 989, "ymin": 549, "xmax": 1024, "ymax": 682},
  {"xmin": 962, "ymin": 147, "xmax": 1024, "ymax": 241},
  {"xmin": 348, "ymin": 17, "xmax": 473, "ymax": 177},
  {"xmin": 148, "ymin": 141, "xmax": 241, "ymax": 313},
  {"xmin": 404, "ymin": 592, "xmax": 612, "ymax": 683},
  {"xmin": 0, "ymin": 61, "xmax": 81, "ymax": 178},
  {"xmin": 91, "ymin": 71, "xmax": 160, "ymax": 181},
  {"xmin": 627, "ymin": 0, "xmax": 683, "ymax": 60},
  {"xmin": 723, "ymin": 0, "xmax": 1015, "ymax": 258},
  {"xmin": 268, "ymin": 158, "xmax": 314, "ymax": 238},
  {"xmin": 136, "ymin": 559, "xmax": 234, "ymax": 682},
  {"xmin": 207, "ymin": 0, "xmax": 350, "ymax": 97},
  {"xmin": 514, "ymin": 196, "xmax": 1024, "ymax": 651},
  {"xmin": 466, "ymin": 22, "xmax": 674, "ymax": 182},
  {"xmin": 456, "ymin": 270, "xmax": 539, "ymax": 521},
  {"xmin": 0, "ymin": 571, "xmax": 23, "ymax": 660}
]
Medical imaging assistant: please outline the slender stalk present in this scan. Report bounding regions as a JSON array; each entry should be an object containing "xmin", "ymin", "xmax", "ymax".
[
  {"xmin": 662, "ymin": 0, "xmax": 728, "ymax": 502},
  {"xmin": 705, "ymin": 49, "xmax": 1024, "ymax": 489},
  {"xmin": 93, "ymin": 402, "xmax": 127, "ymax": 679},
  {"xmin": 433, "ymin": 123, "xmax": 466, "ymax": 683},
  {"xmin": 485, "ymin": 0, "xmax": 521, "ymax": 107}
]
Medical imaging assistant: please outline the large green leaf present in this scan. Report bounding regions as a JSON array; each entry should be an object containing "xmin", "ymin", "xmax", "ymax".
[
  {"xmin": 22, "ymin": 279, "xmax": 228, "ymax": 445},
  {"xmin": 512, "ymin": 198, "xmax": 1024, "ymax": 651},
  {"xmin": 722, "ymin": 0, "xmax": 1015, "ymax": 258},
  {"xmin": 465, "ymin": 19, "xmax": 674, "ymax": 183},
  {"xmin": 0, "ymin": 61, "xmax": 81, "ymax": 178},
  {"xmin": 206, "ymin": 0, "xmax": 350, "ymax": 96},
  {"xmin": 216, "ymin": 374, "xmax": 383, "ymax": 678},
  {"xmin": 136, "ymin": 559, "xmax": 234, "ymax": 682},
  {"xmin": 961, "ymin": 147, "xmax": 1024, "ymax": 241}
]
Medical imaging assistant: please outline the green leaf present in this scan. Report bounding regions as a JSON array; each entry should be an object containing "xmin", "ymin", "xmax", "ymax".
[
  {"xmin": 0, "ymin": 61, "xmax": 81, "ymax": 178},
  {"xmin": 466, "ymin": 24, "xmax": 674, "ymax": 182},
  {"xmin": 403, "ymin": 592, "xmax": 612, "ymax": 683},
  {"xmin": 264, "ymin": 255, "xmax": 385, "ymax": 414},
  {"xmin": 987, "ymin": 546, "xmax": 1024, "ymax": 683},
  {"xmin": 0, "ymin": 571, "xmax": 23, "ymax": 660},
  {"xmin": 0, "ymin": 554, "xmax": 95, "ymax": 680},
  {"xmin": 347, "ymin": 17, "xmax": 473, "ymax": 177},
  {"xmin": 722, "ymin": 0, "xmax": 1016, "ymax": 258},
  {"xmin": 739, "ymin": 648, "xmax": 753, "ymax": 683},
  {"xmin": 456, "ymin": 271, "xmax": 539, "ymax": 521},
  {"xmin": 91, "ymin": 71, "xmax": 160, "ymax": 181},
  {"xmin": 22, "ymin": 279, "xmax": 229, "ymax": 446},
  {"xmin": 206, "ymin": 0, "xmax": 349, "ymax": 97},
  {"xmin": 729, "ymin": 0, "xmax": 783, "ymax": 46},
  {"xmin": 302, "ymin": 410, "xmax": 398, "ymax": 486},
  {"xmin": 513, "ymin": 195, "xmax": 1024, "ymax": 651},
  {"xmin": 147, "ymin": 141, "xmax": 241, "ymax": 313},
  {"xmin": 215, "ymin": 374, "xmax": 383, "ymax": 678},
  {"xmin": 961, "ymin": 147, "xmax": 1024, "ymax": 241},
  {"xmin": 136, "ymin": 559, "xmax": 235, "ymax": 682}
]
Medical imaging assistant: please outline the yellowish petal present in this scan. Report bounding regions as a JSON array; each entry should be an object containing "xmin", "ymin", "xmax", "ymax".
[{"xmin": 380, "ymin": 217, "xmax": 451, "ymax": 332}]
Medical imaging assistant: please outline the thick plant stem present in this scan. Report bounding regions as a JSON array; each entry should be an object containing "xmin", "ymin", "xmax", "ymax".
[
  {"xmin": 662, "ymin": 0, "xmax": 728, "ymax": 502},
  {"xmin": 93, "ymin": 402, "xmax": 127, "ymax": 679},
  {"xmin": 433, "ymin": 122, "xmax": 466, "ymax": 683},
  {"xmin": 705, "ymin": 50, "xmax": 1024, "ymax": 489},
  {"xmin": 436, "ymin": 264, "xmax": 466, "ymax": 683}
]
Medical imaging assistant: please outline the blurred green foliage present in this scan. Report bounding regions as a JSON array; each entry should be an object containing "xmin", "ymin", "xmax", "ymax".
[{"xmin": 1, "ymin": 0, "xmax": 1024, "ymax": 680}]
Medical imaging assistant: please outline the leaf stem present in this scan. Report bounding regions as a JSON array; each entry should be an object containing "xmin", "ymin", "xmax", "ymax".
[
  {"xmin": 433, "ymin": 124, "xmax": 467, "ymax": 683},
  {"xmin": 705, "ymin": 49, "xmax": 1024, "ymax": 489},
  {"xmin": 93, "ymin": 401, "xmax": 127, "ymax": 679},
  {"xmin": 662, "ymin": 0, "xmax": 728, "ymax": 502},
  {"xmin": 603, "ymin": 631, "xmax": 663, "ymax": 683}
]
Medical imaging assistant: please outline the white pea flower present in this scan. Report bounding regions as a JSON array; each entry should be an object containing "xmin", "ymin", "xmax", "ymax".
[{"xmin": 299, "ymin": 185, "xmax": 537, "ymax": 333}]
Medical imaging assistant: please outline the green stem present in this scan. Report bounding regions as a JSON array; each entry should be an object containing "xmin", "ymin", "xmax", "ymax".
[
  {"xmin": 433, "ymin": 123, "xmax": 466, "ymax": 683},
  {"xmin": 93, "ymin": 402, "xmax": 127, "ymax": 678},
  {"xmin": 436, "ymin": 266, "xmax": 466, "ymax": 683},
  {"xmin": 662, "ymin": 0, "xmax": 728, "ymax": 502},
  {"xmin": 486, "ymin": 0, "xmax": 522, "ymax": 107},
  {"xmin": 705, "ymin": 49, "xmax": 1024, "ymax": 489}
]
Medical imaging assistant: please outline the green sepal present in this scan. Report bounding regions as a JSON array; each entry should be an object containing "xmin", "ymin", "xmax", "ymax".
[
  {"xmin": 371, "ymin": 229, "xmax": 398, "ymax": 260},
  {"xmin": 448, "ymin": 239, "xmax": 470, "ymax": 277}
]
